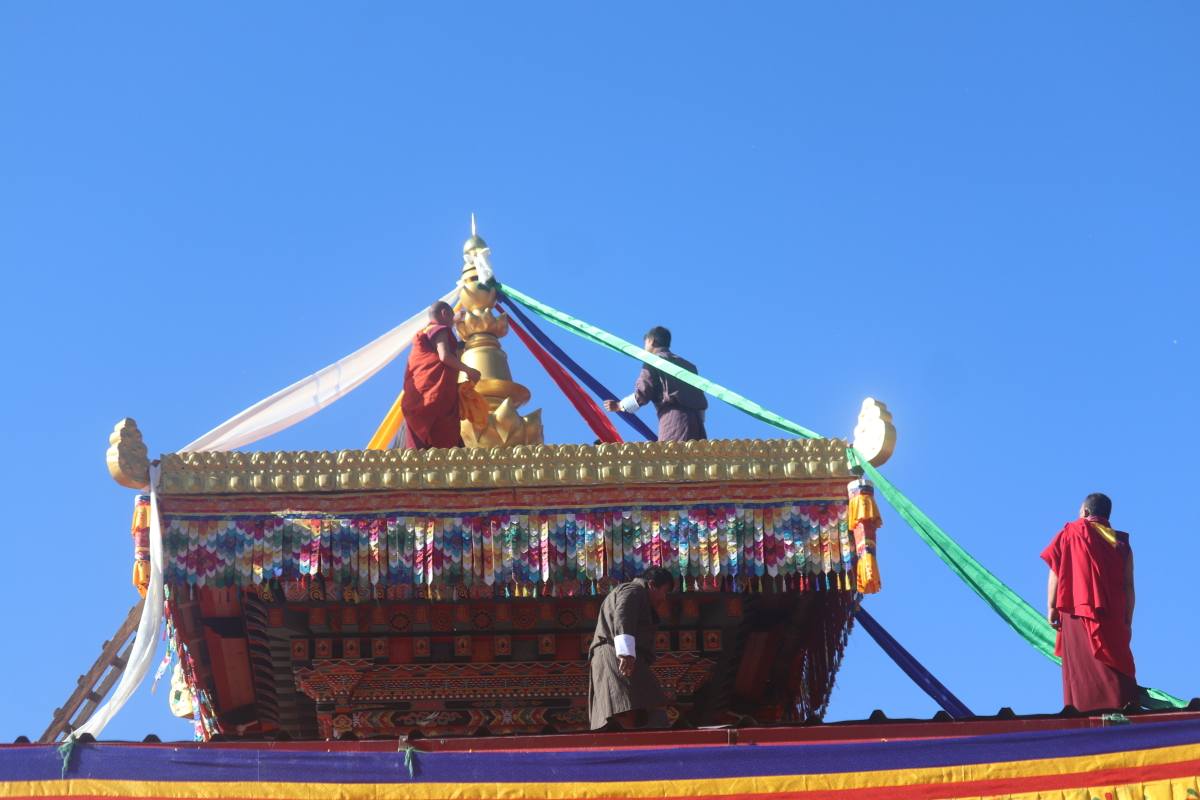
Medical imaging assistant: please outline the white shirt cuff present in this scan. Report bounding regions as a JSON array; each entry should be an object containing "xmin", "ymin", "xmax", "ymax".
[
  {"xmin": 618, "ymin": 393, "xmax": 641, "ymax": 414},
  {"xmin": 614, "ymin": 634, "xmax": 636, "ymax": 657}
]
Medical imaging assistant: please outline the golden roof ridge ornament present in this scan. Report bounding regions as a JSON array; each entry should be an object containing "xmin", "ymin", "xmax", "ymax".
[
  {"xmin": 107, "ymin": 418, "xmax": 150, "ymax": 489},
  {"xmin": 851, "ymin": 398, "xmax": 896, "ymax": 467},
  {"xmin": 456, "ymin": 217, "xmax": 543, "ymax": 448}
]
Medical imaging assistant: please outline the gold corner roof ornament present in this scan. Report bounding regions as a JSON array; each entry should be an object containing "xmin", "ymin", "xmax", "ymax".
[
  {"xmin": 107, "ymin": 418, "xmax": 151, "ymax": 489},
  {"xmin": 852, "ymin": 398, "xmax": 897, "ymax": 467}
]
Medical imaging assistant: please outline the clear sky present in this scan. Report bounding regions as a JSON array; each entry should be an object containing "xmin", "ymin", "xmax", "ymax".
[{"xmin": 1, "ymin": 3, "xmax": 1197, "ymax": 742}]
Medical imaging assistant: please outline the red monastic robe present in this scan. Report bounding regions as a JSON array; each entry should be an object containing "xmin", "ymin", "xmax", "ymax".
[
  {"xmin": 1041, "ymin": 517, "xmax": 1136, "ymax": 709},
  {"xmin": 400, "ymin": 324, "xmax": 463, "ymax": 449}
]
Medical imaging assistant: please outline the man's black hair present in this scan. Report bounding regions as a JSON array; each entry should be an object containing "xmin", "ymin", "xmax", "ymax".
[
  {"xmin": 429, "ymin": 300, "xmax": 453, "ymax": 319},
  {"xmin": 642, "ymin": 566, "xmax": 675, "ymax": 590},
  {"xmin": 643, "ymin": 326, "xmax": 671, "ymax": 349},
  {"xmin": 1082, "ymin": 492, "xmax": 1113, "ymax": 519}
]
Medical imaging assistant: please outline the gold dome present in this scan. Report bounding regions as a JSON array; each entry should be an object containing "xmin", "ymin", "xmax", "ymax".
[
  {"xmin": 463, "ymin": 234, "xmax": 488, "ymax": 254},
  {"xmin": 463, "ymin": 212, "xmax": 488, "ymax": 254}
]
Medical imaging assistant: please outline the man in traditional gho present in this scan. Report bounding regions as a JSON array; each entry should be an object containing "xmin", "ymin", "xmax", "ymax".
[
  {"xmin": 588, "ymin": 568, "xmax": 674, "ymax": 730},
  {"xmin": 400, "ymin": 301, "xmax": 481, "ymax": 449},
  {"xmin": 1042, "ymin": 492, "xmax": 1137, "ymax": 711},
  {"xmin": 603, "ymin": 326, "xmax": 708, "ymax": 441}
]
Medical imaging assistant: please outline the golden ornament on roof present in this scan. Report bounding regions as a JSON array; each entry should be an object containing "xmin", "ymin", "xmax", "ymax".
[
  {"xmin": 463, "ymin": 212, "xmax": 488, "ymax": 256},
  {"xmin": 455, "ymin": 216, "xmax": 542, "ymax": 447},
  {"xmin": 852, "ymin": 397, "xmax": 897, "ymax": 467}
]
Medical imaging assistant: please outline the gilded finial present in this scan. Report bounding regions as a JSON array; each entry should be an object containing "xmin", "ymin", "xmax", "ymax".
[
  {"xmin": 453, "ymin": 221, "xmax": 541, "ymax": 447},
  {"xmin": 463, "ymin": 213, "xmax": 488, "ymax": 255}
]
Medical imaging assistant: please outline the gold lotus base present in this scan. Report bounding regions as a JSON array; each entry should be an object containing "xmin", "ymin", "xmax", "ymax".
[{"xmin": 461, "ymin": 400, "xmax": 543, "ymax": 448}]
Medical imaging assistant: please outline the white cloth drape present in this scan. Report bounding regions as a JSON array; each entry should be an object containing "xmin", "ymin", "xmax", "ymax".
[
  {"xmin": 182, "ymin": 287, "xmax": 458, "ymax": 452},
  {"xmin": 75, "ymin": 472, "xmax": 164, "ymax": 739},
  {"xmin": 471, "ymin": 250, "xmax": 495, "ymax": 286},
  {"xmin": 75, "ymin": 290, "xmax": 459, "ymax": 739}
]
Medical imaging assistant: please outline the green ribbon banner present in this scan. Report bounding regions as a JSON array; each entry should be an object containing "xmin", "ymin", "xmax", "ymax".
[
  {"xmin": 500, "ymin": 281, "xmax": 1185, "ymax": 711},
  {"xmin": 846, "ymin": 449, "xmax": 1184, "ymax": 711},
  {"xmin": 497, "ymin": 283, "xmax": 821, "ymax": 440}
]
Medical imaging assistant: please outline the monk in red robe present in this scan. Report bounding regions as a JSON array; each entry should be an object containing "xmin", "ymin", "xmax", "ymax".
[
  {"xmin": 1041, "ymin": 492, "xmax": 1137, "ymax": 711},
  {"xmin": 400, "ymin": 301, "xmax": 480, "ymax": 449}
]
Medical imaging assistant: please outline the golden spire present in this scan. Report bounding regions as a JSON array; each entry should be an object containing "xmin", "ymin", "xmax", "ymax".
[
  {"xmin": 463, "ymin": 212, "xmax": 488, "ymax": 256},
  {"xmin": 455, "ymin": 218, "xmax": 542, "ymax": 447}
]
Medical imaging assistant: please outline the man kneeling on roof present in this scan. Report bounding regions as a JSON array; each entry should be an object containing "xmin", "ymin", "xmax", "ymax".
[
  {"xmin": 603, "ymin": 326, "xmax": 708, "ymax": 441},
  {"xmin": 588, "ymin": 567, "xmax": 675, "ymax": 730},
  {"xmin": 400, "ymin": 301, "xmax": 481, "ymax": 449}
]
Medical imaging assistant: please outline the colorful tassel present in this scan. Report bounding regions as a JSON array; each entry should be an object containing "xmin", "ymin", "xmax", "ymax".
[
  {"xmin": 131, "ymin": 494, "xmax": 151, "ymax": 597},
  {"xmin": 856, "ymin": 550, "xmax": 882, "ymax": 594},
  {"xmin": 848, "ymin": 479, "xmax": 883, "ymax": 594}
]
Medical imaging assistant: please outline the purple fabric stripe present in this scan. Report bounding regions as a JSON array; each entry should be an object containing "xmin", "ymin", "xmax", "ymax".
[
  {"xmin": 855, "ymin": 606, "xmax": 974, "ymax": 719},
  {"xmin": 498, "ymin": 294, "xmax": 658, "ymax": 442},
  {"xmin": 8, "ymin": 719, "xmax": 1200, "ymax": 783}
]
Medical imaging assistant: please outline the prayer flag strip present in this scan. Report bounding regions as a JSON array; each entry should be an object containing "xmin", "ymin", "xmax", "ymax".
[
  {"xmin": 854, "ymin": 606, "xmax": 973, "ymax": 719},
  {"xmin": 498, "ymin": 294, "xmax": 659, "ymax": 441},
  {"xmin": 498, "ymin": 282, "xmax": 823, "ymax": 440},
  {"xmin": 505, "ymin": 311, "xmax": 622, "ymax": 443}
]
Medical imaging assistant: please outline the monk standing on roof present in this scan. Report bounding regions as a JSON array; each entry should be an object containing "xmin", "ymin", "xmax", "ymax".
[
  {"xmin": 1042, "ymin": 492, "xmax": 1137, "ymax": 711},
  {"xmin": 588, "ymin": 568, "xmax": 674, "ymax": 730},
  {"xmin": 400, "ymin": 301, "xmax": 481, "ymax": 449},
  {"xmin": 603, "ymin": 326, "xmax": 708, "ymax": 441}
]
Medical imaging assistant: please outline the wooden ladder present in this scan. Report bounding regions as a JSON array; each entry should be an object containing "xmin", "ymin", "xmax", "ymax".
[{"xmin": 40, "ymin": 601, "xmax": 145, "ymax": 743}]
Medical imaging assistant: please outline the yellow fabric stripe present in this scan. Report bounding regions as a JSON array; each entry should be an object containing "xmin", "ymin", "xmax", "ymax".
[
  {"xmin": 4, "ymin": 776, "xmax": 1195, "ymax": 800},
  {"xmin": 366, "ymin": 391, "xmax": 405, "ymax": 450},
  {"xmin": 1005, "ymin": 776, "xmax": 1200, "ymax": 800},
  {"xmin": 1089, "ymin": 521, "xmax": 1119, "ymax": 547},
  {"xmin": 4, "ymin": 742, "xmax": 1198, "ymax": 799}
]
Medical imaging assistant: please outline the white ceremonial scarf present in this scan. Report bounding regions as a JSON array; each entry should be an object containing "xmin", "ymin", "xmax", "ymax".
[
  {"xmin": 74, "ymin": 471, "xmax": 165, "ymax": 739},
  {"xmin": 182, "ymin": 287, "xmax": 457, "ymax": 452},
  {"xmin": 75, "ymin": 289, "xmax": 458, "ymax": 739}
]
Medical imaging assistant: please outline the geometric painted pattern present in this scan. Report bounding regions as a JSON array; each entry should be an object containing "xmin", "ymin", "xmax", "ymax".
[
  {"xmin": 294, "ymin": 654, "xmax": 716, "ymax": 704},
  {"xmin": 160, "ymin": 497, "xmax": 853, "ymax": 594},
  {"xmin": 295, "ymin": 654, "xmax": 712, "ymax": 738}
]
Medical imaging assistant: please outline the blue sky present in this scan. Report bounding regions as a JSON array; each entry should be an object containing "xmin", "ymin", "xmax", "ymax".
[{"xmin": 1, "ymin": 3, "xmax": 1197, "ymax": 741}]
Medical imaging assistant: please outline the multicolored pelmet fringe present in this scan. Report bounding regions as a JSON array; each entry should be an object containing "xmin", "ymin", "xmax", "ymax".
[{"xmin": 160, "ymin": 500, "xmax": 855, "ymax": 596}]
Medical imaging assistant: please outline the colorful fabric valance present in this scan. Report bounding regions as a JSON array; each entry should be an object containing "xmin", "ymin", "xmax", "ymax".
[{"xmin": 160, "ymin": 493, "xmax": 853, "ymax": 596}]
